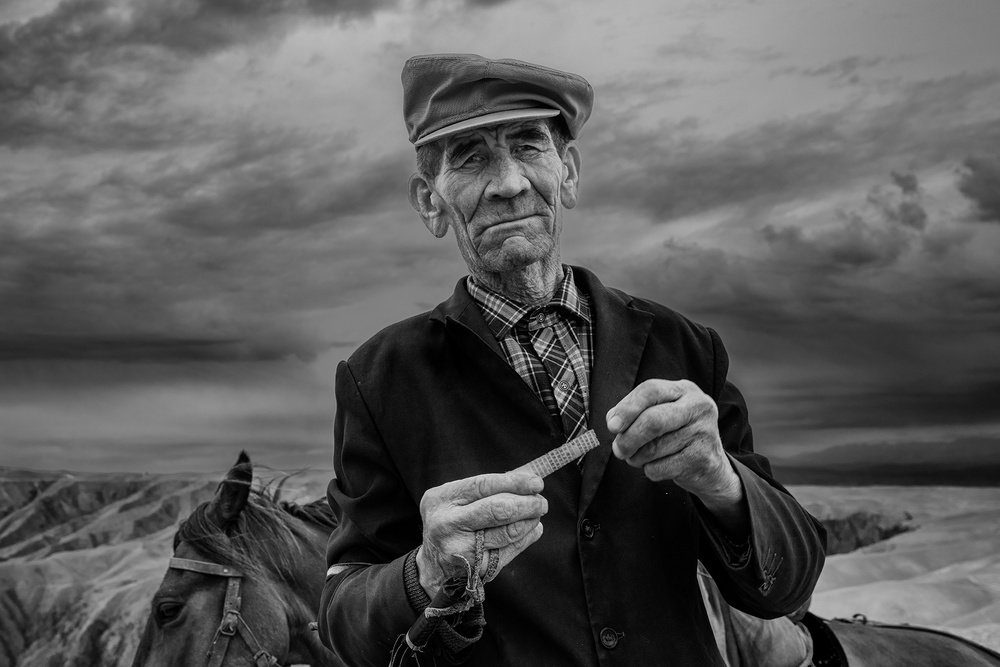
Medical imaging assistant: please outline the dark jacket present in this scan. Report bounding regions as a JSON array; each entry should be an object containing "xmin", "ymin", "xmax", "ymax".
[{"xmin": 319, "ymin": 266, "xmax": 826, "ymax": 667}]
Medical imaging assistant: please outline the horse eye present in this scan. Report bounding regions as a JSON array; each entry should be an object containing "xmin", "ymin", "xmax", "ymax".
[{"xmin": 155, "ymin": 601, "xmax": 184, "ymax": 626}]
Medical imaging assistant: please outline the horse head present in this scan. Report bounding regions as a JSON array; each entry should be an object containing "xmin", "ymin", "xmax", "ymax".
[{"xmin": 132, "ymin": 452, "xmax": 342, "ymax": 667}]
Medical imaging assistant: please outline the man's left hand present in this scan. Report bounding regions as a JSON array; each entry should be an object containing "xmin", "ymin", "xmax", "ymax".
[{"xmin": 607, "ymin": 379, "xmax": 742, "ymax": 507}]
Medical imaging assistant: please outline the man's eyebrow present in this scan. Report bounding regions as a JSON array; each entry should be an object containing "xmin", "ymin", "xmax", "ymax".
[
  {"xmin": 444, "ymin": 137, "xmax": 484, "ymax": 163},
  {"xmin": 507, "ymin": 126, "xmax": 550, "ymax": 144}
]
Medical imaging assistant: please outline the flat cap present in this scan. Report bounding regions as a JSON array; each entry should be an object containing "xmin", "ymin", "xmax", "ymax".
[{"xmin": 402, "ymin": 53, "xmax": 594, "ymax": 146}]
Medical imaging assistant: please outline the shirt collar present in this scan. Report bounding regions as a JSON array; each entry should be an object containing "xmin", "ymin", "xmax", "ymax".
[{"xmin": 467, "ymin": 266, "xmax": 591, "ymax": 339}]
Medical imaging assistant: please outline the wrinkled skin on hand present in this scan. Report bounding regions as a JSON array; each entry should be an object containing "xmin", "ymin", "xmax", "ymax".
[
  {"xmin": 416, "ymin": 472, "xmax": 547, "ymax": 597},
  {"xmin": 607, "ymin": 379, "xmax": 743, "ymax": 511}
]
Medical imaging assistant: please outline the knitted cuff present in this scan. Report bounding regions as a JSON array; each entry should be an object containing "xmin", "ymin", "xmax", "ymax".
[
  {"xmin": 404, "ymin": 548, "xmax": 432, "ymax": 613},
  {"xmin": 402, "ymin": 548, "xmax": 486, "ymax": 654}
]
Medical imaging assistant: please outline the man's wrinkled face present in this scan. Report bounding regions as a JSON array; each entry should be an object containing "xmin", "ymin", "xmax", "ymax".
[{"xmin": 428, "ymin": 120, "xmax": 578, "ymax": 276}]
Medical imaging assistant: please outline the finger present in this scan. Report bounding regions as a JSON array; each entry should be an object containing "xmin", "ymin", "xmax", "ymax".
[
  {"xmin": 623, "ymin": 428, "xmax": 688, "ymax": 468},
  {"xmin": 434, "ymin": 472, "xmax": 544, "ymax": 506},
  {"xmin": 639, "ymin": 444, "xmax": 713, "ymax": 484},
  {"xmin": 612, "ymin": 398, "xmax": 696, "ymax": 460},
  {"xmin": 640, "ymin": 449, "xmax": 685, "ymax": 483},
  {"xmin": 491, "ymin": 521, "xmax": 544, "ymax": 574},
  {"xmin": 607, "ymin": 379, "xmax": 692, "ymax": 436},
  {"xmin": 636, "ymin": 436, "xmax": 718, "ymax": 485},
  {"xmin": 456, "ymin": 492, "xmax": 548, "ymax": 532},
  {"xmin": 480, "ymin": 517, "xmax": 542, "ymax": 549}
]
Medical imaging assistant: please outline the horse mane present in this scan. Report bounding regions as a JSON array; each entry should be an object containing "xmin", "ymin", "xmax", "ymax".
[{"xmin": 173, "ymin": 488, "xmax": 338, "ymax": 580}]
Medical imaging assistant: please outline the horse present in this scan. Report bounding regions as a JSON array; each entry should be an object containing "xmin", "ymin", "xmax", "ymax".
[
  {"xmin": 132, "ymin": 452, "xmax": 1000, "ymax": 667},
  {"xmin": 703, "ymin": 562, "xmax": 1000, "ymax": 667},
  {"xmin": 808, "ymin": 613, "xmax": 1000, "ymax": 667},
  {"xmin": 130, "ymin": 451, "xmax": 344, "ymax": 667}
]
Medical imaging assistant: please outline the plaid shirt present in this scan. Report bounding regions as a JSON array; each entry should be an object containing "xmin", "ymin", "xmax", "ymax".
[{"xmin": 467, "ymin": 266, "xmax": 593, "ymax": 436}]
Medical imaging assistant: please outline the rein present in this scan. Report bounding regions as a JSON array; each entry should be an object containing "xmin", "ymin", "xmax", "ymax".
[{"xmin": 168, "ymin": 557, "xmax": 281, "ymax": 667}]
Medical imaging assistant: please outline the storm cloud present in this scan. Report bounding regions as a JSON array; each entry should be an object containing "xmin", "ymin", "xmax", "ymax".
[
  {"xmin": 0, "ymin": 0, "xmax": 399, "ymax": 149},
  {"xmin": 580, "ymin": 72, "xmax": 1000, "ymax": 224},
  {"xmin": 958, "ymin": 155, "xmax": 1000, "ymax": 223},
  {"xmin": 2, "ymin": 0, "xmax": 999, "ymax": 472}
]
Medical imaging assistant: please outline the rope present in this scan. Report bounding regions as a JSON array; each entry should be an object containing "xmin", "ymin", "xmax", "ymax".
[{"xmin": 423, "ymin": 530, "xmax": 489, "ymax": 619}]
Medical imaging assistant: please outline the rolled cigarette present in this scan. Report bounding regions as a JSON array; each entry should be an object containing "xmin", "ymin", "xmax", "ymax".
[{"xmin": 511, "ymin": 429, "xmax": 600, "ymax": 478}]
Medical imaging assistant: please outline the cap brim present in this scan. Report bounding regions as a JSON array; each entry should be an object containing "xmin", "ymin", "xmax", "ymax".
[{"xmin": 414, "ymin": 108, "xmax": 560, "ymax": 147}]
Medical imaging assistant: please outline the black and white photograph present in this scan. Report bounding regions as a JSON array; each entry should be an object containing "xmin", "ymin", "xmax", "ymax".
[{"xmin": 1, "ymin": 0, "xmax": 999, "ymax": 665}]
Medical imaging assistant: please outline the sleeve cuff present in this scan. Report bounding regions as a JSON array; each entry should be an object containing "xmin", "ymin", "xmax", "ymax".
[
  {"xmin": 402, "ymin": 548, "xmax": 486, "ymax": 656},
  {"xmin": 404, "ymin": 547, "xmax": 432, "ymax": 613},
  {"xmin": 696, "ymin": 457, "xmax": 753, "ymax": 569}
]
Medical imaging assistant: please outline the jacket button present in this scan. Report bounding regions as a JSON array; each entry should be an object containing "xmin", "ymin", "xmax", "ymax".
[
  {"xmin": 599, "ymin": 627, "xmax": 622, "ymax": 649},
  {"xmin": 580, "ymin": 519, "xmax": 598, "ymax": 540}
]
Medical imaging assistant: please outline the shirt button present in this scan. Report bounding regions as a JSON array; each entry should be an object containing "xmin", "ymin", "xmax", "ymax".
[
  {"xmin": 600, "ymin": 627, "xmax": 622, "ymax": 649},
  {"xmin": 580, "ymin": 519, "xmax": 596, "ymax": 540}
]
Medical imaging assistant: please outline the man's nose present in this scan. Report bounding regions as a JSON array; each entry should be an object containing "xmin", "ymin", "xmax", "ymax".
[{"xmin": 484, "ymin": 152, "xmax": 530, "ymax": 200}]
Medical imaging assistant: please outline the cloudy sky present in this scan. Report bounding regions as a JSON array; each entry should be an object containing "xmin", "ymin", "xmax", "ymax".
[{"xmin": 1, "ymin": 0, "xmax": 998, "ymax": 474}]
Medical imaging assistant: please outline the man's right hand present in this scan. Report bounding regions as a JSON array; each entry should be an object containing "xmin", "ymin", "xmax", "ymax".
[{"xmin": 416, "ymin": 472, "xmax": 547, "ymax": 598}]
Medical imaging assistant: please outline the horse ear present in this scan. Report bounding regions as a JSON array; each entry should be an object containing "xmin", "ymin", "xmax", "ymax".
[{"xmin": 209, "ymin": 450, "xmax": 252, "ymax": 527}]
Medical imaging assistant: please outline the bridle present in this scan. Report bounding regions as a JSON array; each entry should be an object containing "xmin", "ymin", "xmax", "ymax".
[{"xmin": 168, "ymin": 557, "xmax": 281, "ymax": 667}]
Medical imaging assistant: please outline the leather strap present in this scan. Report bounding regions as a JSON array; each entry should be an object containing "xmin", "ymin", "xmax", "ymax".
[
  {"xmin": 206, "ymin": 576, "xmax": 243, "ymax": 667},
  {"xmin": 168, "ymin": 557, "xmax": 281, "ymax": 667},
  {"xmin": 169, "ymin": 557, "xmax": 243, "ymax": 578}
]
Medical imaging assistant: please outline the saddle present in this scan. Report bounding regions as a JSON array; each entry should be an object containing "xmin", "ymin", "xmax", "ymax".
[{"xmin": 801, "ymin": 613, "xmax": 849, "ymax": 667}]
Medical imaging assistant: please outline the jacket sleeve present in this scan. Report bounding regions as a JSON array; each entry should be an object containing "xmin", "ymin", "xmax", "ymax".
[
  {"xmin": 695, "ymin": 328, "xmax": 827, "ymax": 619},
  {"xmin": 317, "ymin": 360, "xmax": 421, "ymax": 666},
  {"xmin": 318, "ymin": 360, "xmax": 482, "ymax": 666}
]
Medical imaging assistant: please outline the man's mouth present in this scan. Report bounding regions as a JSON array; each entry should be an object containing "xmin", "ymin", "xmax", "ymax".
[
  {"xmin": 475, "ymin": 215, "xmax": 541, "ymax": 241},
  {"xmin": 493, "ymin": 216, "xmax": 537, "ymax": 225}
]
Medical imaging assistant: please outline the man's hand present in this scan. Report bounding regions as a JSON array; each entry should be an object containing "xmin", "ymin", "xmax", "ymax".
[
  {"xmin": 416, "ymin": 472, "xmax": 547, "ymax": 598},
  {"xmin": 607, "ymin": 379, "xmax": 743, "ymax": 510}
]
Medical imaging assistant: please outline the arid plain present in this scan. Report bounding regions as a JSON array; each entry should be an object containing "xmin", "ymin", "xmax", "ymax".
[{"xmin": 1, "ymin": 467, "xmax": 998, "ymax": 667}]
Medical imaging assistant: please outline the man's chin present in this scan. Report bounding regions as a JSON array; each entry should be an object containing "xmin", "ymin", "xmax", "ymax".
[{"xmin": 480, "ymin": 240, "xmax": 554, "ymax": 273}]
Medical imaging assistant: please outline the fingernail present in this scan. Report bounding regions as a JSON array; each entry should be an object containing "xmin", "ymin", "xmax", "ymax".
[
  {"xmin": 608, "ymin": 413, "xmax": 622, "ymax": 432},
  {"xmin": 611, "ymin": 438, "xmax": 623, "ymax": 460}
]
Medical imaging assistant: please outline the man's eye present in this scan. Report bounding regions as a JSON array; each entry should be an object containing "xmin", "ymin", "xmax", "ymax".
[
  {"xmin": 460, "ymin": 154, "xmax": 486, "ymax": 167},
  {"xmin": 514, "ymin": 144, "xmax": 541, "ymax": 156}
]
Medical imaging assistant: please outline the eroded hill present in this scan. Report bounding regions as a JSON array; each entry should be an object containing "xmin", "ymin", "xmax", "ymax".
[{"xmin": 0, "ymin": 469, "xmax": 994, "ymax": 666}]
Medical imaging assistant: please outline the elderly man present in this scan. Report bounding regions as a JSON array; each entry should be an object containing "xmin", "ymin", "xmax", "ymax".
[{"xmin": 318, "ymin": 53, "xmax": 826, "ymax": 666}]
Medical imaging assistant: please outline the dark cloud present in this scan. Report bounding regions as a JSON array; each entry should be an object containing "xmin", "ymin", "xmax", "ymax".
[
  {"xmin": 761, "ymin": 212, "xmax": 911, "ymax": 270},
  {"xmin": 0, "ymin": 335, "xmax": 323, "ymax": 362},
  {"xmin": 0, "ymin": 121, "xmax": 425, "ymax": 361},
  {"xmin": 583, "ymin": 116, "xmax": 847, "ymax": 220},
  {"xmin": 866, "ymin": 175, "xmax": 927, "ymax": 230},
  {"xmin": 617, "ymin": 228, "xmax": 998, "ymax": 346},
  {"xmin": 1, "ymin": 0, "xmax": 395, "ymax": 60},
  {"xmin": 655, "ymin": 29, "xmax": 723, "ymax": 60},
  {"xmin": 617, "ymin": 235, "xmax": 1000, "ymax": 444},
  {"xmin": 891, "ymin": 171, "xmax": 919, "ymax": 194},
  {"xmin": 593, "ymin": 154, "xmax": 1000, "ymax": 445},
  {"xmin": 771, "ymin": 56, "xmax": 887, "ymax": 83},
  {"xmin": 104, "ymin": 128, "xmax": 414, "ymax": 238},
  {"xmin": 758, "ymin": 172, "xmax": 930, "ymax": 271},
  {"xmin": 957, "ymin": 155, "xmax": 1000, "ymax": 223},
  {"xmin": 767, "ymin": 377, "xmax": 1000, "ymax": 433},
  {"xmin": 580, "ymin": 73, "xmax": 1000, "ymax": 223},
  {"xmin": 0, "ymin": 0, "xmax": 398, "ymax": 149}
]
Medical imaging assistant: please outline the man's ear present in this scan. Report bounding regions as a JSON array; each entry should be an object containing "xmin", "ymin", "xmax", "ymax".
[
  {"xmin": 560, "ymin": 143, "xmax": 582, "ymax": 209},
  {"xmin": 408, "ymin": 173, "xmax": 449, "ymax": 238}
]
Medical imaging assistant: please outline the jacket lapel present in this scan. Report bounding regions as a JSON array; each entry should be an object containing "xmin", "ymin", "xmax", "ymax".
[
  {"xmin": 432, "ymin": 278, "xmax": 558, "ymax": 439},
  {"xmin": 574, "ymin": 266, "xmax": 653, "ymax": 515}
]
